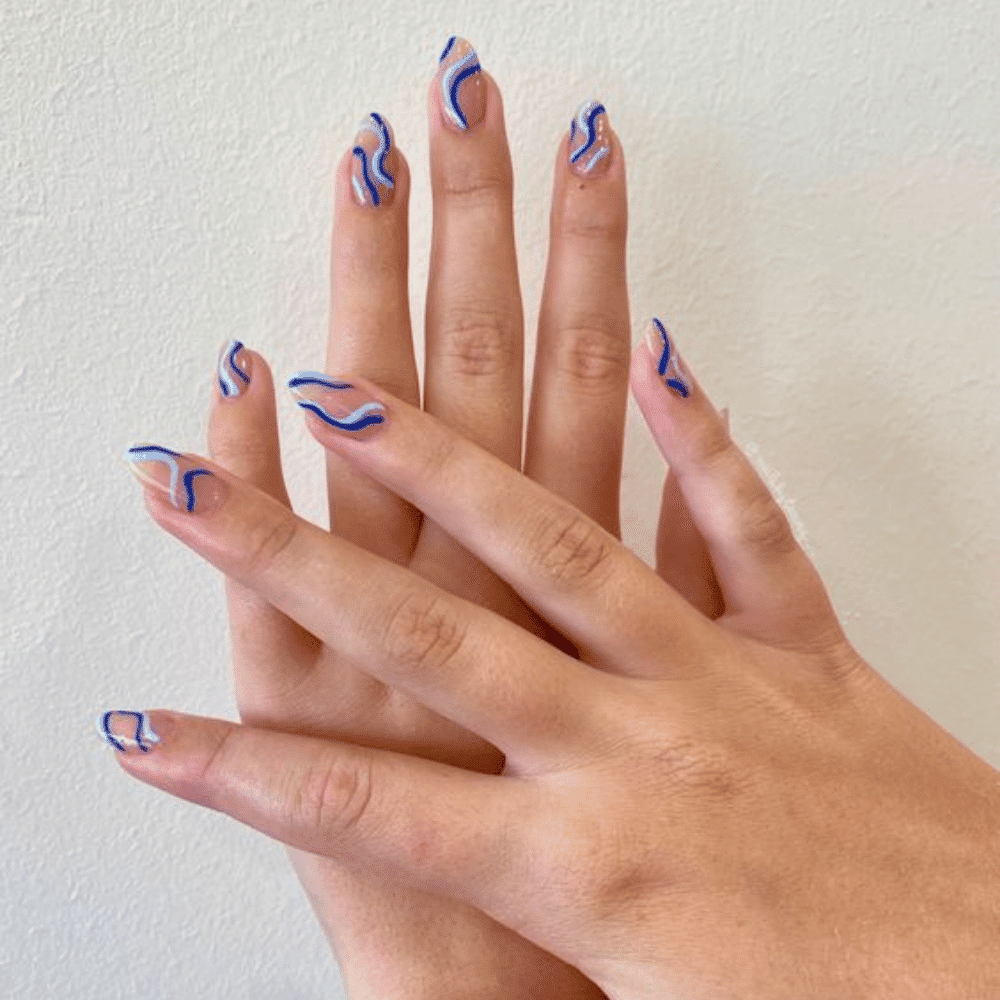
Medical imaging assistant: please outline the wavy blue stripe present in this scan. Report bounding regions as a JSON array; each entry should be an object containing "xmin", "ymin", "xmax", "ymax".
[
  {"xmin": 368, "ymin": 113, "xmax": 394, "ymax": 189},
  {"xmin": 296, "ymin": 399, "xmax": 385, "ymax": 433},
  {"xmin": 128, "ymin": 446, "xmax": 181, "ymax": 506},
  {"xmin": 570, "ymin": 102, "xmax": 607, "ymax": 164},
  {"xmin": 652, "ymin": 318, "xmax": 690, "ymax": 397},
  {"xmin": 287, "ymin": 373, "xmax": 355, "ymax": 391},
  {"xmin": 439, "ymin": 35, "xmax": 456, "ymax": 62},
  {"xmin": 101, "ymin": 711, "xmax": 158, "ymax": 753},
  {"xmin": 182, "ymin": 468, "xmax": 212, "ymax": 512},
  {"xmin": 352, "ymin": 146, "xmax": 380, "ymax": 206},
  {"xmin": 219, "ymin": 339, "xmax": 249, "ymax": 396},
  {"xmin": 442, "ymin": 50, "xmax": 481, "ymax": 130}
]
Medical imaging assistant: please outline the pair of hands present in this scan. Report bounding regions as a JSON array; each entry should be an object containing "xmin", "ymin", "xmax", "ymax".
[{"xmin": 110, "ymin": 39, "xmax": 1000, "ymax": 999}]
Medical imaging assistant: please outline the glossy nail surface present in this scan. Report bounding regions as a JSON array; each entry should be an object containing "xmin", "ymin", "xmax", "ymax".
[
  {"xmin": 126, "ymin": 445, "xmax": 226, "ymax": 513},
  {"xmin": 287, "ymin": 373, "xmax": 388, "ymax": 441},
  {"xmin": 217, "ymin": 339, "xmax": 251, "ymax": 398},
  {"xmin": 438, "ymin": 35, "xmax": 485, "ymax": 132},
  {"xmin": 644, "ymin": 318, "xmax": 691, "ymax": 398},
  {"xmin": 351, "ymin": 113, "xmax": 396, "ymax": 208},
  {"xmin": 568, "ymin": 100, "xmax": 612, "ymax": 178},
  {"xmin": 98, "ymin": 711, "xmax": 161, "ymax": 754}
]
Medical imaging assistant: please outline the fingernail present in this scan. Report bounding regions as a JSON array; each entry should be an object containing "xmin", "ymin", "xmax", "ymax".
[
  {"xmin": 125, "ymin": 444, "xmax": 227, "ymax": 514},
  {"xmin": 568, "ymin": 100, "xmax": 612, "ymax": 178},
  {"xmin": 643, "ymin": 319, "xmax": 691, "ymax": 399},
  {"xmin": 97, "ymin": 711, "xmax": 161, "ymax": 754},
  {"xmin": 217, "ymin": 339, "xmax": 252, "ymax": 398},
  {"xmin": 351, "ymin": 113, "xmax": 397, "ymax": 208},
  {"xmin": 437, "ymin": 35, "xmax": 485, "ymax": 132},
  {"xmin": 287, "ymin": 373, "xmax": 388, "ymax": 440}
]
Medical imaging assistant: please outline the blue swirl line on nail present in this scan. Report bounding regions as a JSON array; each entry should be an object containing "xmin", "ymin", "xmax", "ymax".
[
  {"xmin": 442, "ymin": 48, "xmax": 481, "ymax": 130},
  {"xmin": 127, "ymin": 445, "xmax": 213, "ymax": 510},
  {"xmin": 439, "ymin": 35, "xmax": 456, "ymax": 62},
  {"xmin": 352, "ymin": 144, "xmax": 381, "ymax": 206},
  {"xmin": 652, "ymin": 318, "xmax": 690, "ymax": 398},
  {"xmin": 366, "ymin": 113, "xmax": 394, "ymax": 189},
  {"xmin": 569, "ymin": 100, "xmax": 609, "ymax": 170},
  {"xmin": 100, "ymin": 711, "xmax": 160, "ymax": 753},
  {"xmin": 287, "ymin": 372, "xmax": 355, "ymax": 391},
  {"xmin": 183, "ymin": 468, "xmax": 213, "ymax": 512},
  {"xmin": 218, "ymin": 339, "xmax": 250, "ymax": 397},
  {"xmin": 296, "ymin": 399, "xmax": 386, "ymax": 433}
]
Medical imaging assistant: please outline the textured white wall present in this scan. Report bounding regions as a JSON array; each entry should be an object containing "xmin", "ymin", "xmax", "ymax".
[{"xmin": 3, "ymin": 0, "xmax": 999, "ymax": 995}]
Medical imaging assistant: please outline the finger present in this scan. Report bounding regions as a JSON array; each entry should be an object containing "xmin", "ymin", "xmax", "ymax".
[
  {"xmin": 327, "ymin": 118, "xmax": 420, "ymax": 563},
  {"xmin": 630, "ymin": 320, "xmax": 845, "ymax": 650},
  {"xmin": 418, "ymin": 42, "xmax": 525, "ymax": 594},
  {"xmin": 124, "ymin": 444, "xmax": 607, "ymax": 765},
  {"xmin": 525, "ymin": 103, "xmax": 630, "ymax": 536},
  {"xmin": 102, "ymin": 709, "xmax": 523, "ymax": 917},
  {"xmin": 286, "ymin": 377, "xmax": 719, "ymax": 675},
  {"xmin": 207, "ymin": 344, "xmax": 319, "ymax": 706}
]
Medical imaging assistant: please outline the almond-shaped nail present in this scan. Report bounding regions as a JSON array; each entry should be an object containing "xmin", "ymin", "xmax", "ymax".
[
  {"xmin": 217, "ymin": 339, "xmax": 251, "ymax": 398},
  {"xmin": 568, "ymin": 100, "xmax": 612, "ymax": 178},
  {"xmin": 351, "ymin": 113, "xmax": 397, "ymax": 208},
  {"xmin": 125, "ymin": 445, "xmax": 226, "ymax": 513},
  {"xmin": 438, "ymin": 35, "xmax": 485, "ymax": 132},
  {"xmin": 643, "ymin": 319, "xmax": 691, "ymax": 398},
  {"xmin": 97, "ymin": 711, "xmax": 161, "ymax": 754},
  {"xmin": 287, "ymin": 373, "xmax": 388, "ymax": 440}
]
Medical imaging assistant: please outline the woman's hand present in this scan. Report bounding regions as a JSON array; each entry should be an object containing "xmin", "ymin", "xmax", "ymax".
[
  {"xmin": 198, "ymin": 37, "xmax": 705, "ymax": 999},
  {"xmin": 113, "ymin": 335, "xmax": 1000, "ymax": 998}
]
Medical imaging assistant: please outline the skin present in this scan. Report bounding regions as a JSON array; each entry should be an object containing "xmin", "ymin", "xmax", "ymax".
[{"xmin": 114, "ymin": 63, "xmax": 1000, "ymax": 1000}]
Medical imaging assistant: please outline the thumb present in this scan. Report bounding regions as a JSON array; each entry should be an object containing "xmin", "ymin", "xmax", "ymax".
[{"xmin": 98, "ymin": 709, "xmax": 516, "ymax": 908}]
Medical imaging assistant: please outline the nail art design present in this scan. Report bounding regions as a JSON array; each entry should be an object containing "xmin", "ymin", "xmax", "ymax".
[
  {"xmin": 98, "ymin": 711, "xmax": 161, "ymax": 753},
  {"xmin": 287, "ymin": 372, "xmax": 387, "ymax": 439},
  {"xmin": 126, "ymin": 445, "xmax": 216, "ymax": 512},
  {"xmin": 218, "ymin": 339, "xmax": 251, "ymax": 397},
  {"xmin": 569, "ymin": 100, "xmax": 612, "ymax": 177},
  {"xmin": 649, "ymin": 318, "xmax": 691, "ymax": 398},
  {"xmin": 438, "ymin": 36, "xmax": 485, "ymax": 132},
  {"xmin": 351, "ymin": 113, "xmax": 396, "ymax": 208}
]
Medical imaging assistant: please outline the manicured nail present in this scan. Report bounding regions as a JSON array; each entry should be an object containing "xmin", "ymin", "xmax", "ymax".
[
  {"xmin": 438, "ymin": 35, "xmax": 485, "ymax": 132},
  {"xmin": 217, "ymin": 339, "xmax": 251, "ymax": 398},
  {"xmin": 351, "ymin": 113, "xmax": 396, "ymax": 208},
  {"xmin": 125, "ymin": 445, "xmax": 226, "ymax": 514},
  {"xmin": 568, "ymin": 100, "xmax": 612, "ymax": 178},
  {"xmin": 97, "ymin": 711, "xmax": 161, "ymax": 754},
  {"xmin": 643, "ymin": 319, "xmax": 691, "ymax": 398},
  {"xmin": 287, "ymin": 373, "xmax": 388, "ymax": 440}
]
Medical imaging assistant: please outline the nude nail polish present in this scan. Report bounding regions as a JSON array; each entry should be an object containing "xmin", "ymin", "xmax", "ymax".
[
  {"xmin": 287, "ymin": 373, "xmax": 388, "ymax": 441},
  {"xmin": 217, "ymin": 339, "xmax": 251, "ymax": 398},
  {"xmin": 437, "ymin": 35, "xmax": 485, "ymax": 132},
  {"xmin": 97, "ymin": 711, "xmax": 161, "ymax": 754},
  {"xmin": 351, "ymin": 113, "xmax": 397, "ymax": 208},
  {"xmin": 568, "ymin": 100, "xmax": 612, "ymax": 178},
  {"xmin": 125, "ymin": 445, "xmax": 226, "ymax": 513},
  {"xmin": 643, "ymin": 318, "xmax": 691, "ymax": 398}
]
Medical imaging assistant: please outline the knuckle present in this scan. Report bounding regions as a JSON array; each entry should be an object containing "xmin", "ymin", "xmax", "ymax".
[
  {"xmin": 439, "ymin": 163, "xmax": 513, "ymax": 204},
  {"xmin": 533, "ymin": 510, "xmax": 614, "ymax": 590},
  {"xmin": 735, "ymin": 490, "xmax": 798, "ymax": 558},
  {"xmin": 558, "ymin": 200, "xmax": 628, "ymax": 243},
  {"xmin": 553, "ymin": 321, "xmax": 630, "ymax": 391},
  {"xmin": 435, "ymin": 307, "xmax": 520, "ymax": 378},
  {"xmin": 240, "ymin": 510, "xmax": 298, "ymax": 576},
  {"xmin": 382, "ymin": 591, "xmax": 469, "ymax": 676},
  {"xmin": 290, "ymin": 755, "xmax": 374, "ymax": 838}
]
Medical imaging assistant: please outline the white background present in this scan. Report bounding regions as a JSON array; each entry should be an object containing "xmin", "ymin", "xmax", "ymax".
[{"xmin": 3, "ymin": 0, "xmax": 999, "ymax": 995}]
